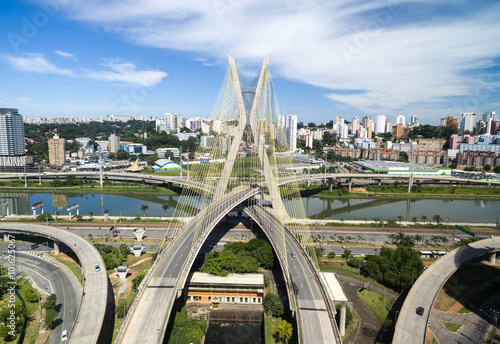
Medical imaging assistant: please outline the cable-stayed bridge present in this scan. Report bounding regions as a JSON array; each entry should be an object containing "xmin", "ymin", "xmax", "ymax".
[{"xmin": 115, "ymin": 56, "xmax": 341, "ymax": 344}]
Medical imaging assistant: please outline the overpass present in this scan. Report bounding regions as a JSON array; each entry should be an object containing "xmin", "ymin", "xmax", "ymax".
[
  {"xmin": 393, "ymin": 237, "xmax": 500, "ymax": 343},
  {"xmin": 115, "ymin": 186, "xmax": 341, "ymax": 344},
  {"xmin": 0, "ymin": 223, "xmax": 107, "ymax": 344}
]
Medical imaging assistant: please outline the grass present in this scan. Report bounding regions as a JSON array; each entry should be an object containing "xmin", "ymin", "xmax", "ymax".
[
  {"xmin": 265, "ymin": 316, "xmax": 281, "ymax": 344},
  {"xmin": 435, "ymin": 262, "xmax": 500, "ymax": 311},
  {"xmin": 444, "ymin": 322, "xmax": 462, "ymax": 332},
  {"xmin": 357, "ymin": 288, "xmax": 389, "ymax": 325},
  {"xmin": 458, "ymin": 283, "xmax": 500, "ymax": 313},
  {"xmin": 50, "ymin": 253, "xmax": 83, "ymax": 286},
  {"xmin": 0, "ymin": 279, "xmax": 42, "ymax": 344}
]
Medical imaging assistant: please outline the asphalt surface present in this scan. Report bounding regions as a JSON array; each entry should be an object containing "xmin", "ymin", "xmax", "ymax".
[
  {"xmin": 393, "ymin": 237, "xmax": 500, "ymax": 344},
  {"xmin": 15, "ymin": 252, "xmax": 81, "ymax": 344},
  {"xmin": 0, "ymin": 223, "xmax": 107, "ymax": 344}
]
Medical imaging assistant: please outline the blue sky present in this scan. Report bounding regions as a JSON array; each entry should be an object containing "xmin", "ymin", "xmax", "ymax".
[{"xmin": 1, "ymin": 0, "xmax": 500, "ymax": 125}]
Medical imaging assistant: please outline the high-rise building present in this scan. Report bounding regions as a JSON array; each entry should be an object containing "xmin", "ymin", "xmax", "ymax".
[
  {"xmin": 362, "ymin": 115, "xmax": 372, "ymax": 129},
  {"xmin": 395, "ymin": 115, "xmax": 405, "ymax": 125},
  {"xmin": 375, "ymin": 115, "xmax": 386, "ymax": 134},
  {"xmin": 48, "ymin": 134, "xmax": 66, "ymax": 166},
  {"xmin": 410, "ymin": 115, "xmax": 418, "ymax": 125},
  {"xmin": 483, "ymin": 111, "xmax": 498, "ymax": 123},
  {"xmin": 281, "ymin": 115, "xmax": 297, "ymax": 152},
  {"xmin": 460, "ymin": 112, "xmax": 476, "ymax": 135},
  {"xmin": 109, "ymin": 133, "xmax": 121, "ymax": 153},
  {"xmin": 0, "ymin": 108, "xmax": 25, "ymax": 156},
  {"xmin": 351, "ymin": 116, "xmax": 360, "ymax": 134},
  {"xmin": 384, "ymin": 119, "xmax": 392, "ymax": 134}
]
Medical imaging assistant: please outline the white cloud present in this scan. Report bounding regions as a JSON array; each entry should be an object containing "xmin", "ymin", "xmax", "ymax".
[
  {"xmin": 1, "ymin": 53, "xmax": 72, "ymax": 76},
  {"xmin": 55, "ymin": 50, "xmax": 78, "ymax": 61},
  {"xmin": 2, "ymin": 54, "xmax": 167, "ymax": 87},
  {"xmin": 84, "ymin": 60, "xmax": 167, "ymax": 86},
  {"xmin": 37, "ymin": 0, "xmax": 500, "ymax": 120}
]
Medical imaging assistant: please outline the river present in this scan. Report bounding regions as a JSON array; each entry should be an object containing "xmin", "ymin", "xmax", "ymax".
[{"xmin": 0, "ymin": 192, "xmax": 498, "ymax": 223}]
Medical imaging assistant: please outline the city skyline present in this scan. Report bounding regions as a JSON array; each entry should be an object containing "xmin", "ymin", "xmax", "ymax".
[{"xmin": 1, "ymin": 0, "xmax": 500, "ymax": 124}]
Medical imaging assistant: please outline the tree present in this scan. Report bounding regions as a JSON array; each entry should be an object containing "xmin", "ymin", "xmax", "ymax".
[
  {"xmin": 88, "ymin": 211, "xmax": 93, "ymax": 220},
  {"xmin": 116, "ymin": 149, "xmax": 129, "ymax": 160},
  {"xmin": 146, "ymin": 155, "xmax": 159, "ymax": 166},
  {"xmin": 140, "ymin": 204, "xmax": 149, "ymax": 217},
  {"xmin": 433, "ymin": 214, "xmax": 442, "ymax": 226},
  {"xmin": 494, "ymin": 165, "xmax": 500, "ymax": 173},
  {"xmin": 263, "ymin": 293, "xmax": 284, "ymax": 317},
  {"xmin": 421, "ymin": 215, "xmax": 428, "ymax": 224},
  {"xmin": 342, "ymin": 249, "xmax": 352, "ymax": 259},
  {"xmin": 277, "ymin": 320, "xmax": 293, "ymax": 344},
  {"xmin": 161, "ymin": 203, "xmax": 169, "ymax": 217},
  {"xmin": 327, "ymin": 251, "xmax": 336, "ymax": 261},
  {"xmin": 24, "ymin": 288, "xmax": 39, "ymax": 303},
  {"xmin": 54, "ymin": 211, "xmax": 60, "ymax": 222},
  {"xmin": 36, "ymin": 213, "xmax": 53, "ymax": 222},
  {"xmin": 484, "ymin": 164, "xmax": 491, "ymax": 171},
  {"xmin": 412, "ymin": 216, "xmax": 418, "ymax": 227},
  {"xmin": 119, "ymin": 243, "xmax": 129, "ymax": 257},
  {"xmin": 45, "ymin": 308, "xmax": 58, "ymax": 329},
  {"xmin": 397, "ymin": 215, "xmax": 404, "ymax": 226},
  {"xmin": 449, "ymin": 163, "xmax": 458, "ymax": 169},
  {"xmin": 44, "ymin": 294, "xmax": 57, "ymax": 310}
]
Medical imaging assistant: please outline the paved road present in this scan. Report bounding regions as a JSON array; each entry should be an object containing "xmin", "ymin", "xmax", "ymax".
[
  {"xmin": 247, "ymin": 204, "xmax": 340, "ymax": 344},
  {"xmin": 393, "ymin": 237, "xmax": 500, "ymax": 344},
  {"xmin": 116, "ymin": 187, "xmax": 258, "ymax": 344},
  {"xmin": 0, "ymin": 223, "xmax": 107, "ymax": 344},
  {"xmin": 15, "ymin": 252, "xmax": 81, "ymax": 344}
]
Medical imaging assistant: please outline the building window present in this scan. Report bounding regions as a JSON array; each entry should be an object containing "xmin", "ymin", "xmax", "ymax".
[
  {"xmin": 232, "ymin": 297, "xmax": 235, "ymax": 302},
  {"xmin": 208, "ymin": 297, "xmax": 211, "ymax": 300},
  {"xmin": 258, "ymin": 298, "xmax": 261, "ymax": 303},
  {"xmin": 245, "ymin": 298, "xmax": 248, "ymax": 303},
  {"xmin": 253, "ymin": 298, "xmax": 256, "ymax": 303},
  {"xmin": 226, "ymin": 297, "xmax": 230, "ymax": 302},
  {"xmin": 240, "ymin": 298, "xmax": 243, "ymax": 303}
]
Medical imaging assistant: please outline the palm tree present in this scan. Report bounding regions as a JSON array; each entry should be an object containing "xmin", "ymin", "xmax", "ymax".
[
  {"xmin": 411, "ymin": 216, "xmax": 418, "ymax": 227},
  {"xmin": 421, "ymin": 215, "xmax": 428, "ymax": 224},
  {"xmin": 54, "ymin": 211, "xmax": 60, "ymax": 222},
  {"xmin": 433, "ymin": 214, "xmax": 442, "ymax": 226},
  {"xmin": 161, "ymin": 203, "xmax": 169, "ymax": 217},
  {"xmin": 277, "ymin": 320, "xmax": 293, "ymax": 344},
  {"xmin": 140, "ymin": 204, "xmax": 149, "ymax": 217},
  {"xmin": 88, "ymin": 211, "xmax": 93, "ymax": 221},
  {"xmin": 397, "ymin": 215, "xmax": 404, "ymax": 226},
  {"xmin": 414, "ymin": 234, "xmax": 422, "ymax": 246}
]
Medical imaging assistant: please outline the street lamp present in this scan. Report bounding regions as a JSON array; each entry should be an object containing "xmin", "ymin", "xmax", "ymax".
[{"xmin": 446, "ymin": 216, "xmax": 449, "ymax": 235}]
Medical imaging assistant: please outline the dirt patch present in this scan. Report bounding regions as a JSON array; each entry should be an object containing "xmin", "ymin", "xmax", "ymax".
[
  {"xmin": 350, "ymin": 187, "xmax": 368, "ymax": 193},
  {"xmin": 53, "ymin": 252, "xmax": 81, "ymax": 268}
]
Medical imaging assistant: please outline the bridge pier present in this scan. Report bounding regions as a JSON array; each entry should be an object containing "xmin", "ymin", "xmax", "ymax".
[
  {"xmin": 54, "ymin": 241, "xmax": 60, "ymax": 254},
  {"xmin": 490, "ymin": 252, "xmax": 497, "ymax": 264},
  {"xmin": 348, "ymin": 178, "xmax": 352, "ymax": 192},
  {"xmin": 133, "ymin": 228, "xmax": 146, "ymax": 241},
  {"xmin": 4, "ymin": 233, "xmax": 9, "ymax": 242},
  {"xmin": 328, "ymin": 179, "xmax": 333, "ymax": 193},
  {"xmin": 339, "ymin": 303, "xmax": 347, "ymax": 336}
]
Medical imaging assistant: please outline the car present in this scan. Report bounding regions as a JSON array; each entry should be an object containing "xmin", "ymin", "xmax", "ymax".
[
  {"xmin": 453, "ymin": 238, "xmax": 461, "ymax": 242},
  {"xmin": 61, "ymin": 330, "xmax": 68, "ymax": 342},
  {"xmin": 114, "ymin": 230, "xmax": 121, "ymax": 234},
  {"xmin": 95, "ymin": 265, "xmax": 100, "ymax": 272},
  {"xmin": 416, "ymin": 306, "xmax": 424, "ymax": 316},
  {"xmin": 342, "ymin": 245, "xmax": 349, "ymax": 249},
  {"xmin": 291, "ymin": 252, "xmax": 296, "ymax": 258}
]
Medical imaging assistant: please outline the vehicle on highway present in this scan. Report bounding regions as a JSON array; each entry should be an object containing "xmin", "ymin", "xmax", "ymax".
[
  {"xmin": 416, "ymin": 306, "xmax": 424, "ymax": 316},
  {"xmin": 61, "ymin": 330, "xmax": 68, "ymax": 342},
  {"xmin": 342, "ymin": 245, "xmax": 349, "ymax": 249},
  {"xmin": 291, "ymin": 252, "xmax": 296, "ymax": 258},
  {"xmin": 95, "ymin": 265, "xmax": 100, "ymax": 272},
  {"xmin": 114, "ymin": 230, "xmax": 121, "ymax": 234}
]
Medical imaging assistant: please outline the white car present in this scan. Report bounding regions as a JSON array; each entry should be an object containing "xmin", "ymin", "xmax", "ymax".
[{"xmin": 61, "ymin": 330, "xmax": 68, "ymax": 342}]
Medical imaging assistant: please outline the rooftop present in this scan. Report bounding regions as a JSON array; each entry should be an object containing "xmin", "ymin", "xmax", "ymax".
[
  {"xmin": 190, "ymin": 272, "xmax": 264, "ymax": 287},
  {"xmin": 353, "ymin": 160, "xmax": 438, "ymax": 172}
]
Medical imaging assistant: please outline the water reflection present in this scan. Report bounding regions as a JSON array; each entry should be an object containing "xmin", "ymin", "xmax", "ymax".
[{"xmin": 0, "ymin": 192, "xmax": 498, "ymax": 223}]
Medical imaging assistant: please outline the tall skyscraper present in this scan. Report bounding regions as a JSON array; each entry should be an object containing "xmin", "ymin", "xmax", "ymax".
[
  {"xmin": 395, "ymin": 115, "xmax": 405, "ymax": 125},
  {"xmin": 0, "ymin": 108, "xmax": 25, "ymax": 156},
  {"xmin": 375, "ymin": 115, "xmax": 386, "ymax": 134},
  {"xmin": 351, "ymin": 116, "xmax": 360, "ymax": 134},
  {"xmin": 281, "ymin": 115, "xmax": 297, "ymax": 152},
  {"xmin": 410, "ymin": 115, "xmax": 418, "ymax": 125},
  {"xmin": 48, "ymin": 134, "xmax": 66, "ymax": 166},
  {"xmin": 460, "ymin": 112, "xmax": 476, "ymax": 135},
  {"xmin": 109, "ymin": 133, "xmax": 121, "ymax": 153},
  {"xmin": 483, "ymin": 111, "xmax": 498, "ymax": 123}
]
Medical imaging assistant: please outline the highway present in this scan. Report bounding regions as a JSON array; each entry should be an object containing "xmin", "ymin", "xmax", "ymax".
[
  {"xmin": 393, "ymin": 237, "xmax": 500, "ymax": 344},
  {"xmin": 116, "ymin": 187, "xmax": 259, "ymax": 344},
  {"xmin": 15, "ymin": 252, "xmax": 81, "ymax": 344},
  {"xmin": 246, "ymin": 204, "xmax": 340, "ymax": 344},
  {"xmin": 0, "ymin": 223, "xmax": 107, "ymax": 344}
]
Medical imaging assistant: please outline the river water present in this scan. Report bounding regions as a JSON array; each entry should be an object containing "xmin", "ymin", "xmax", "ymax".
[{"xmin": 0, "ymin": 192, "xmax": 498, "ymax": 223}]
